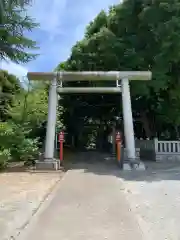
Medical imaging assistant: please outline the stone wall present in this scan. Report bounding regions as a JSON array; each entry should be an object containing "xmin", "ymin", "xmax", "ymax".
[
  {"xmin": 156, "ymin": 154, "xmax": 180, "ymax": 162},
  {"xmin": 140, "ymin": 149, "xmax": 156, "ymax": 161},
  {"xmin": 135, "ymin": 139, "xmax": 180, "ymax": 162}
]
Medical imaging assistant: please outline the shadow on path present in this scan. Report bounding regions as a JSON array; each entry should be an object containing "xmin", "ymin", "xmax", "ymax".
[{"xmin": 64, "ymin": 150, "xmax": 180, "ymax": 183}]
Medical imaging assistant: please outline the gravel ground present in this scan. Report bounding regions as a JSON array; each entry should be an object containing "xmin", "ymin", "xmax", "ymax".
[
  {"xmin": 0, "ymin": 169, "xmax": 64, "ymax": 240},
  {"xmin": 120, "ymin": 165, "xmax": 180, "ymax": 240}
]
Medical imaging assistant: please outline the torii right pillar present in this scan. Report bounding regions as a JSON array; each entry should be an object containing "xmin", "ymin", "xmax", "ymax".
[{"xmin": 121, "ymin": 78, "xmax": 136, "ymax": 162}]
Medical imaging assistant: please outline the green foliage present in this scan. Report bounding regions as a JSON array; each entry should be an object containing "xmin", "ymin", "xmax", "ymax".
[
  {"xmin": 0, "ymin": 0, "xmax": 38, "ymax": 63},
  {"xmin": 9, "ymin": 83, "xmax": 48, "ymax": 125},
  {"xmin": 0, "ymin": 77, "xmax": 50, "ymax": 168},
  {"xmin": 0, "ymin": 149, "xmax": 11, "ymax": 170},
  {"xmin": 0, "ymin": 121, "xmax": 39, "ymax": 166},
  {"xmin": 57, "ymin": 0, "xmax": 180, "ymax": 140},
  {"xmin": 85, "ymin": 10, "xmax": 108, "ymax": 38},
  {"xmin": 0, "ymin": 121, "xmax": 15, "ymax": 149},
  {"xmin": 0, "ymin": 70, "xmax": 22, "ymax": 121},
  {"xmin": 0, "ymin": 73, "xmax": 60, "ymax": 169},
  {"xmin": 0, "ymin": 0, "xmax": 31, "ymax": 15},
  {"xmin": 17, "ymin": 138, "xmax": 39, "ymax": 162}
]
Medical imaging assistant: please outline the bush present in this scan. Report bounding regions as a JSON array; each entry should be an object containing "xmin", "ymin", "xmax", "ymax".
[
  {"xmin": 18, "ymin": 138, "xmax": 39, "ymax": 162},
  {"xmin": 0, "ymin": 122, "xmax": 40, "ymax": 166},
  {"xmin": 0, "ymin": 149, "xmax": 11, "ymax": 170}
]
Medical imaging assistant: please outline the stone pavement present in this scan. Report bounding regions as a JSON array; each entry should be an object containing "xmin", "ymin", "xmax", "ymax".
[{"xmin": 17, "ymin": 165, "xmax": 144, "ymax": 240}]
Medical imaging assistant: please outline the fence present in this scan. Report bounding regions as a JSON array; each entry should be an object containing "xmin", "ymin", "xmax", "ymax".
[{"xmin": 135, "ymin": 138, "xmax": 180, "ymax": 161}]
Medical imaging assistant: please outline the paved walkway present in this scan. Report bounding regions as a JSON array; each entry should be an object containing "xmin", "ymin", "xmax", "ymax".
[{"xmin": 17, "ymin": 164, "xmax": 144, "ymax": 240}]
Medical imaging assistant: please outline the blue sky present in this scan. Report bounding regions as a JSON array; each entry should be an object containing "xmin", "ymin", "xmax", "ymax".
[{"xmin": 1, "ymin": 0, "xmax": 120, "ymax": 79}]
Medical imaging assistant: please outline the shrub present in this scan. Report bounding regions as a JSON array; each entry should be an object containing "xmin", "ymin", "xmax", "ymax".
[
  {"xmin": 0, "ymin": 122, "xmax": 40, "ymax": 166},
  {"xmin": 0, "ymin": 149, "xmax": 11, "ymax": 170},
  {"xmin": 18, "ymin": 138, "xmax": 39, "ymax": 162}
]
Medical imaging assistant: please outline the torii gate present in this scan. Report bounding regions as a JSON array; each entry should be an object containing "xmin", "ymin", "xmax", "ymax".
[{"xmin": 27, "ymin": 71, "xmax": 152, "ymax": 169}]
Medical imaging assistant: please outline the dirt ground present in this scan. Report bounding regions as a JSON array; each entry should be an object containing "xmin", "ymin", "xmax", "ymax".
[{"xmin": 0, "ymin": 164, "xmax": 64, "ymax": 240}]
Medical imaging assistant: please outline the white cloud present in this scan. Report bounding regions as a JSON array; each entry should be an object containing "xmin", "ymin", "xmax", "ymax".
[
  {"xmin": 29, "ymin": 0, "xmax": 67, "ymax": 38},
  {"xmin": 1, "ymin": 61, "xmax": 28, "ymax": 81},
  {"xmin": 66, "ymin": 0, "xmax": 120, "ymax": 42}
]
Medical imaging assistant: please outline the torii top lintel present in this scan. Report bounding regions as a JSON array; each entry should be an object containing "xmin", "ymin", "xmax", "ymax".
[{"xmin": 27, "ymin": 71, "xmax": 152, "ymax": 81}]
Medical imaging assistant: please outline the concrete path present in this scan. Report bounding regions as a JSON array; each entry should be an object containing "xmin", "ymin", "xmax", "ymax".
[{"xmin": 17, "ymin": 164, "xmax": 144, "ymax": 240}]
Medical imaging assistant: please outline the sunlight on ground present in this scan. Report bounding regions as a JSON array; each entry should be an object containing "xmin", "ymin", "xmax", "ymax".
[{"xmin": 0, "ymin": 170, "xmax": 63, "ymax": 239}]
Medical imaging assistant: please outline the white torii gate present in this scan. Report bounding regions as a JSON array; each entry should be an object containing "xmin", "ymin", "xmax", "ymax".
[{"xmin": 27, "ymin": 71, "xmax": 152, "ymax": 169}]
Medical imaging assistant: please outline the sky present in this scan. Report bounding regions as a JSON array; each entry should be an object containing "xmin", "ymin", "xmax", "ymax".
[{"xmin": 1, "ymin": 0, "xmax": 120, "ymax": 80}]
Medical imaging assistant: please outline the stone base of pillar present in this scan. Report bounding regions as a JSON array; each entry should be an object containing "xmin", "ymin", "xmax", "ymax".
[
  {"xmin": 123, "ymin": 161, "xmax": 146, "ymax": 171},
  {"xmin": 35, "ymin": 159, "xmax": 60, "ymax": 170}
]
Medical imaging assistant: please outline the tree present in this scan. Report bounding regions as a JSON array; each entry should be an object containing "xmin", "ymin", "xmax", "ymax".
[
  {"xmin": 0, "ymin": 70, "xmax": 22, "ymax": 121},
  {"xmin": 0, "ymin": 79, "xmax": 49, "ymax": 166},
  {"xmin": 57, "ymin": 0, "xmax": 180, "ymax": 141},
  {"xmin": 107, "ymin": 0, "xmax": 180, "ymax": 138},
  {"xmin": 8, "ymin": 82, "xmax": 48, "ymax": 139},
  {"xmin": 0, "ymin": 0, "xmax": 38, "ymax": 63},
  {"xmin": 0, "ymin": 0, "xmax": 32, "ymax": 23}
]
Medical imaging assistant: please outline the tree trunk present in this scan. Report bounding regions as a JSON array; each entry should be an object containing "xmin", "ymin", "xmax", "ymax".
[{"xmin": 140, "ymin": 112, "xmax": 152, "ymax": 139}]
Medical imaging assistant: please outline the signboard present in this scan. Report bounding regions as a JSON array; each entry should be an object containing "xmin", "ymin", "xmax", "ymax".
[
  {"xmin": 116, "ymin": 132, "xmax": 121, "ymax": 142},
  {"xmin": 55, "ymin": 132, "xmax": 67, "ymax": 149},
  {"xmin": 59, "ymin": 131, "xmax": 64, "ymax": 142}
]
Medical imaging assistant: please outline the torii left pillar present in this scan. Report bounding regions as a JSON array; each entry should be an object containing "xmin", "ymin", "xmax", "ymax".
[{"xmin": 36, "ymin": 77, "xmax": 59, "ymax": 170}]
